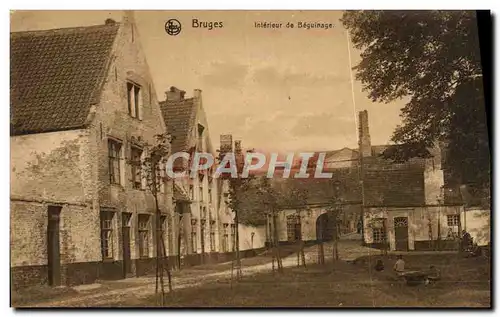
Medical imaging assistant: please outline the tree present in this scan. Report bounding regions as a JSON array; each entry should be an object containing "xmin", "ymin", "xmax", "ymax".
[
  {"xmin": 288, "ymin": 187, "xmax": 309, "ymax": 268},
  {"xmin": 327, "ymin": 180, "xmax": 342, "ymax": 262},
  {"xmin": 141, "ymin": 132, "xmax": 174, "ymax": 305},
  {"xmin": 342, "ymin": 11, "xmax": 490, "ymax": 198},
  {"xmin": 257, "ymin": 177, "xmax": 284, "ymax": 273},
  {"xmin": 217, "ymin": 146, "xmax": 256, "ymax": 281}
]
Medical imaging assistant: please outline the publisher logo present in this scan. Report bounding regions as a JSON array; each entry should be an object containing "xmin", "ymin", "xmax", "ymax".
[{"xmin": 165, "ymin": 19, "xmax": 181, "ymax": 36}]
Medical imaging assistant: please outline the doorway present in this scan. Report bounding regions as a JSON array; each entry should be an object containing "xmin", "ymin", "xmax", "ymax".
[
  {"xmin": 47, "ymin": 206, "xmax": 62, "ymax": 286},
  {"xmin": 122, "ymin": 212, "xmax": 132, "ymax": 278},
  {"xmin": 315, "ymin": 213, "xmax": 334, "ymax": 242},
  {"xmin": 394, "ymin": 217, "xmax": 409, "ymax": 251}
]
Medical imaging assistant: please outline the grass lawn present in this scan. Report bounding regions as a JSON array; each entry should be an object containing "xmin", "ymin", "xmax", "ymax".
[{"xmin": 106, "ymin": 253, "xmax": 491, "ymax": 308}]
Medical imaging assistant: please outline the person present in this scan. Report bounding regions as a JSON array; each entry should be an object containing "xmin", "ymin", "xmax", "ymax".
[
  {"xmin": 462, "ymin": 230, "xmax": 472, "ymax": 252},
  {"xmin": 446, "ymin": 228, "xmax": 454, "ymax": 240},
  {"xmin": 426, "ymin": 265, "xmax": 441, "ymax": 285},
  {"xmin": 375, "ymin": 259, "xmax": 384, "ymax": 272},
  {"xmin": 393, "ymin": 255, "xmax": 405, "ymax": 276}
]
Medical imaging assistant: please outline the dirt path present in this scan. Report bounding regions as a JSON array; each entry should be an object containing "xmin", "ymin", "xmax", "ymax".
[{"xmin": 22, "ymin": 240, "xmax": 377, "ymax": 307}]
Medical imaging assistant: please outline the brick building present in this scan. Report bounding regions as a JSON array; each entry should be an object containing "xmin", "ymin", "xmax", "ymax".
[
  {"xmin": 10, "ymin": 13, "xmax": 176, "ymax": 288},
  {"xmin": 270, "ymin": 110, "xmax": 488, "ymax": 251},
  {"xmin": 159, "ymin": 89, "xmax": 266, "ymax": 265}
]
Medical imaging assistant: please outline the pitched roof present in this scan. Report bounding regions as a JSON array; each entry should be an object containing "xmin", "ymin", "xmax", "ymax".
[
  {"xmin": 272, "ymin": 157, "xmax": 427, "ymax": 208},
  {"xmin": 274, "ymin": 168, "xmax": 363, "ymax": 207},
  {"xmin": 10, "ymin": 23, "xmax": 119, "ymax": 135},
  {"xmin": 159, "ymin": 98, "xmax": 197, "ymax": 154}
]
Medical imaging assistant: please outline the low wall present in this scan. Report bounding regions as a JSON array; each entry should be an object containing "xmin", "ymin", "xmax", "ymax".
[{"xmin": 11, "ymin": 248, "xmax": 268, "ymax": 289}]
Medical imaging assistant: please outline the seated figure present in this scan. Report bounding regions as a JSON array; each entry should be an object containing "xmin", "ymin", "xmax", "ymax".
[
  {"xmin": 393, "ymin": 255, "xmax": 405, "ymax": 276},
  {"xmin": 374, "ymin": 259, "xmax": 384, "ymax": 272},
  {"xmin": 426, "ymin": 265, "xmax": 441, "ymax": 284}
]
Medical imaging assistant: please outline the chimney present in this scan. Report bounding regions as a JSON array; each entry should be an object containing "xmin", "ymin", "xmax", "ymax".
[
  {"xmin": 122, "ymin": 10, "xmax": 135, "ymax": 24},
  {"xmin": 193, "ymin": 89, "xmax": 202, "ymax": 100},
  {"xmin": 234, "ymin": 140, "xmax": 242, "ymax": 154},
  {"xmin": 220, "ymin": 134, "xmax": 233, "ymax": 153},
  {"xmin": 358, "ymin": 110, "xmax": 372, "ymax": 157},
  {"xmin": 166, "ymin": 86, "xmax": 186, "ymax": 102}
]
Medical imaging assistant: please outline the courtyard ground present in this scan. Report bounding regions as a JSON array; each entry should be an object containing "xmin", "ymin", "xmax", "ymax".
[
  {"xmin": 103, "ymin": 253, "xmax": 491, "ymax": 308},
  {"xmin": 13, "ymin": 243, "xmax": 491, "ymax": 308}
]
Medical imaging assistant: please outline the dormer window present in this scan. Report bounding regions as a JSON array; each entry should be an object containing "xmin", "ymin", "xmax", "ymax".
[
  {"xmin": 127, "ymin": 82, "xmax": 142, "ymax": 120},
  {"xmin": 197, "ymin": 124, "xmax": 205, "ymax": 137}
]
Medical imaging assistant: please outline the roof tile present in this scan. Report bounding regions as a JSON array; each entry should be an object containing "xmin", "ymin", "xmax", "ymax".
[{"xmin": 10, "ymin": 24, "xmax": 119, "ymax": 135}]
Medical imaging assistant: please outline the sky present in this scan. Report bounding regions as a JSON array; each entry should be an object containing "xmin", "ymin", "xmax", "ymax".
[{"xmin": 10, "ymin": 10, "xmax": 404, "ymax": 153}]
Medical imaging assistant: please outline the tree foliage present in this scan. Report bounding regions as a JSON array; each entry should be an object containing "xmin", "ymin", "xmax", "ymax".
[{"xmin": 342, "ymin": 11, "xmax": 490, "ymax": 194}]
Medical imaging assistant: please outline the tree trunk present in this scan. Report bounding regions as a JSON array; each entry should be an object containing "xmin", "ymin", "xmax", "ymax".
[
  {"xmin": 235, "ymin": 209, "xmax": 242, "ymax": 280},
  {"xmin": 332, "ymin": 211, "xmax": 339, "ymax": 262},
  {"xmin": 437, "ymin": 210, "xmax": 442, "ymax": 251},
  {"xmin": 151, "ymin": 160, "xmax": 173, "ymax": 305},
  {"xmin": 272, "ymin": 210, "xmax": 283, "ymax": 273},
  {"xmin": 318, "ymin": 220, "xmax": 325, "ymax": 265},
  {"xmin": 318, "ymin": 241, "xmax": 325, "ymax": 265},
  {"xmin": 177, "ymin": 217, "xmax": 182, "ymax": 270}
]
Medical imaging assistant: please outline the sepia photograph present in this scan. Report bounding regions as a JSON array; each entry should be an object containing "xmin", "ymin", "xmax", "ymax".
[{"xmin": 9, "ymin": 9, "xmax": 491, "ymax": 308}]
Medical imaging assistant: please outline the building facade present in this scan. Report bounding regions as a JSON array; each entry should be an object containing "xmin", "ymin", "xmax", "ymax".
[
  {"xmin": 160, "ymin": 89, "xmax": 266, "ymax": 266},
  {"xmin": 10, "ymin": 14, "xmax": 175, "ymax": 288},
  {"xmin": 270, "ymin": 110, "xmax": 489, "ymax": 251}
]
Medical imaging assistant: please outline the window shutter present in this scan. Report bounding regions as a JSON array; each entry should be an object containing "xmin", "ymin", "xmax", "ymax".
[
  {"xmin": 137, "ymin": 86, "xmax": 143, "ymax": 120},
  {"xmin": 129, "ymin": 84, "xmax": 137, "ymax": 117},
  {"xmin": 141, "ymin": 148, "xmax": 147, "ymax": 190}
]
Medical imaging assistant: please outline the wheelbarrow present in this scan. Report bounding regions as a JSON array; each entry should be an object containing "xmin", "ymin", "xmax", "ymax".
[{"xmin": 398, "ymin": 270, "xmax": 438, "ymax": 286}]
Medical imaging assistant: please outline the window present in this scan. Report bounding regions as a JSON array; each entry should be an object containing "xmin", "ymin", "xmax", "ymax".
[
  {"xmin": 199, "ymin": 186, "xmax": 203, "ymax": 202},
  {"xmin": 372, "ymin": 228, "xmax": 386, "ymax": 243},
  {"xmin": 447, "ymin": 214, "xmax": 460, "ymax": 227},
  {"xmin": 138, "ymin": 214, "xmax": 150, "ymax": 258},
  {"xmin": 208, "ymin": 188, "xmax": 212, "ymax": 204},
  {"xmin": 159, "ymin": 216, "xmax": 167, "ymax": 255},
  {"xmin": 231, "ymin": 224, "xmax": 236, "ymax": 251},
  {"xmin": 286, "ymin": 215, "xmax": 296, "ymax": 241},
  {"xmin": 222, "ymin": 223, "xmax": 229, "ymax": 252},
  {"xmin": 189, "ymin": 185, "xmax": 194, "ymax": 200},
  {"xmin": 127, "ymin": 82, "xmax": 142, "ymax": 119},
  {"xmin": 159, "ymin": 161, "xmax": 165, "ymax": 193},
  {"xmin": 286, "ymin": 215, "xmax": 301, "ymax": 241},
  {"xmin": 202, "ymin": 207, "xmax": 207, "ymax": 220},
  {"xmin": 197, "ymin": 124, "xmax": 204, "ymax": 151},
  {"xmin": 108, "ymin": 139, "xmax": 122, "ymax": 185},
  {"xmin": 210, "ymin": 220, "xmax": 216, "ymax": 252},
  {"xmin": 191, "ymin": 223, "xmax": 197, "ymax": 253},
  {"xmin": 100, "ymin": 210, "xmax": 115, "ymax": 259},
  {"xmin": 130, "ymin": 146, "xmax": 143, "ymax": 189}
]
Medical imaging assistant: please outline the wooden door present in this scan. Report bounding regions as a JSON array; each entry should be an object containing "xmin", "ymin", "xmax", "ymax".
[
  {"xmin": 394, "ymin": 217, "xmax": 409, "ymax": 251},
  {"xmin": 47, "ymin": 206, "xmax": 61, "ymax": 286},
  {"xmin": 122, "ymin": 213, "xmax": 132, "ymax": 278}
]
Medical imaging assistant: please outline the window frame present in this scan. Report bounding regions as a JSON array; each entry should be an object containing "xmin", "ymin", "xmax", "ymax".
[
  {"xmin": 447, "ymin": 214, "xmax": 460, "ymax": 227},
  {"xmin": 100, "ymin": 210, "xmax": 115, "ymax": 260},
  {"xmin": 127, "ymin": 81, "xmax": 142, "ymax": 120},
  {"xmin": 159, "ymin": 215, "xmax": 167, "ymax": 256},
  {"xmin": 108, "ymin": 139, "xmax": 122, "ymax": 185},
  {"xmin": 209, "ymin": 221, "xmax": 216, "ymax": 252},
  {"xmin": 189, "ymin": 185, "xmax": 194, "ymax": 200},
  {"xmin": 230, "ymin": 223, "xmax": 236, "ymax": 251},
  {"xmin": 130, "ymin": 145, "xmax": 143, "ymax": 190},
  {"xmin": 372, "ymin": 227, "xmax": 386, "ymax": 243},
  {"xmin": 138, "ymin": 214, "xmax": 151, "ymax": 258},
  {"xmin": 191, "ymin": 223, "xmax": 197, "ymax": 253}
]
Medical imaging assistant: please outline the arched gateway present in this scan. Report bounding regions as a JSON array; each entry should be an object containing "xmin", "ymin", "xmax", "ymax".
[{"xmin": 315, "ymin": 213, "xmax": 336, "ymax": 242}]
